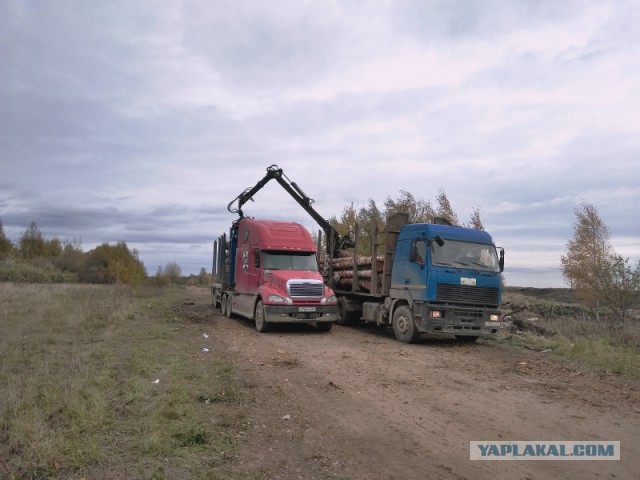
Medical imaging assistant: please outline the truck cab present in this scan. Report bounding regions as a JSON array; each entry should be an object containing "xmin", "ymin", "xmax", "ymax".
[{"xmin": 389, "ymin": 223, "xmax": 504, "ymax": 342}]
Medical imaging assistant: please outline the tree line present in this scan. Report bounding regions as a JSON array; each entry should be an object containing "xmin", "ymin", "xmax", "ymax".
[
  {"xmin": 326, "ymin": 189, "xmax": 484, "ymax": 256},
  {"xmin": 0, "ymin": 219, "xmax": 212, "ymax": 287},
  {"xmin": 0, "ymin": 220, "xmax": 146, "ymax": 286}
]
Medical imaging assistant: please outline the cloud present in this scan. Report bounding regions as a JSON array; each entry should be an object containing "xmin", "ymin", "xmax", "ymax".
[{"xmin": 1, "ymin": 0, "xmax": 639, "ymax": 285}]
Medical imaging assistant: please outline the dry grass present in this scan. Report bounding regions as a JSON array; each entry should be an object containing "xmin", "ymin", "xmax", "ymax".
[
  {"xmin": 0, "ymin": 283, "xmax": 259, "ymax": 480},
  {"xmin": 494, "ymin": 288, "xmax": 640, "ymax": 378}
]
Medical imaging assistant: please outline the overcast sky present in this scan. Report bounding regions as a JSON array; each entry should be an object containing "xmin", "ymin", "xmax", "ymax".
[{"xmin": 2, "ymin": 0, "xmax": 639, "ymax": 287}]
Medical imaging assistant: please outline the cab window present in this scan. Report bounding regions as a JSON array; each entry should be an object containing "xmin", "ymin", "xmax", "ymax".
[{"xmin": 410, "ymin": 239, "xmax": 426, "ymax": 265}]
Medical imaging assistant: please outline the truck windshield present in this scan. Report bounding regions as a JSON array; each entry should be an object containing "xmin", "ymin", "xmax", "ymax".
[
  {"xmin": 431, "ymin": 240, "xmax": 500, "ymax": 273},
  {"xmin": 262, "ymin": 251, "xmax": 318, "ymax": 271}
]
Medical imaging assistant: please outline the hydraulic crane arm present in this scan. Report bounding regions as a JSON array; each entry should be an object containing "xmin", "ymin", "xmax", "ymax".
[{"xmin": 227, "ymin": 164, "xmax": 353, "ymax": 255}]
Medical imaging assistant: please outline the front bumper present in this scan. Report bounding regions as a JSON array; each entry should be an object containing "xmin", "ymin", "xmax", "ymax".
[
  {"xmin": 262, "ymin": 304, "xmax": 339, "ymax": 323},
  {"xmin": 418, "ymin": 304, "xmax": 504, "ymax": 337}
]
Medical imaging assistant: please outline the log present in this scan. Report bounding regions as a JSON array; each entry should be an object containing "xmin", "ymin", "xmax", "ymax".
[
  {"xmin": 334, "ymin": 270, "xmax": 373, "ymax": 279},
  {"xmin": 331, "ymin": 254, "xmax": 386, "ymax": 293},
  {"xmin": 332, "ymin": 256, "xmax": 384, "ymax": 271},
  {"xmin": 336, "ymin": 278, "xmax": 374, "ymax": 292}
]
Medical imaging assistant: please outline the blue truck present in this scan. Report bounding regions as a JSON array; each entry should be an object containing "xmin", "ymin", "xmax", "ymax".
[{"xmin": 328, "ymin": 212, "xmax": 505, "ymax": 343}]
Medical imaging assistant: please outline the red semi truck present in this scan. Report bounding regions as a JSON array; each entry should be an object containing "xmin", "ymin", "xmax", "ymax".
[{"xmin": 212, "ymin": 216, "xmax": 339, "ymax": 332}]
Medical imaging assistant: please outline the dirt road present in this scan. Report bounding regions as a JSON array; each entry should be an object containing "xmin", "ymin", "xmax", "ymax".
[{"xmin": 185, "ymin": 287, "xmax": 639, "ymax": 480}]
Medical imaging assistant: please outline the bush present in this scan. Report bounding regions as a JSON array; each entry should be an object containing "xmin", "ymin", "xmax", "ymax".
[
  {"xmin": 0, "ymin": 258, "xmax": 78, "ymax": 283},
  {"xmin": 80, "ymin": 242, "xmax": 146, "ymax": 287}
]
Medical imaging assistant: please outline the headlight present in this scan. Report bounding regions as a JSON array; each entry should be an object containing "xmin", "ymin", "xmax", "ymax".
[
  {"xmin": 489, "ymin": 314, "xmax": 501, "ymax": 322},
  {"xmin": 322, "ymin": 295, "xmax": 337, "ymax": 304},
  {"xmin": 429, "ymin": 310, "xmax": 442, "ymax": 318},
  {"xmin": 267, "ymin": 294, "xmax": 287, "ymax": 303}
]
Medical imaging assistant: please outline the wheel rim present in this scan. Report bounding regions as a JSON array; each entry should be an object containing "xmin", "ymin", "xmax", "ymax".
[{"xmin": 396, "ymin": 312, "xmax": 410, "ymax": 335}]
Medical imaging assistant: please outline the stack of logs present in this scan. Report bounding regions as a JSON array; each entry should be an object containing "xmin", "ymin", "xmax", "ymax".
[{"xmin": 331, "ymin": 255, "xmax": 384, "ymax": 292}]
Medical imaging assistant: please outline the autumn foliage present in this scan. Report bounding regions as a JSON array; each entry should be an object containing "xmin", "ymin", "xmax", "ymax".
[
  {"xmin": 80, "ymin": 242, "xmax": 146, "ymax": 287},
  {"xmin": 0, "ymin": 221, "xmax": 147, "ymax": 286},
  {"xmin": 561, "ymin": 203, "xmax": 640, "ymax": 320}
]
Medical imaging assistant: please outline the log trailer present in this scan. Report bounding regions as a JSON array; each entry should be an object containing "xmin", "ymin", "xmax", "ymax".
[{"xmin": 214, "ymin": 165, "xmax": 505, "ymax": 343}]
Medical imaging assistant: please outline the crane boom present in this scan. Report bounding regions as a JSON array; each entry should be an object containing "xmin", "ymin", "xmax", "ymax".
[{"xmin": 227, "ymin": 164, "xmax": 353, "ymax": 256}]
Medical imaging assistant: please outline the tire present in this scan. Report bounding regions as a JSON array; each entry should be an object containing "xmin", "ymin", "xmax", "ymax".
[
  {"xmin": 220, "ymin": 294, "xmax": 228, "ymax": 316},
  {"xmin": 336, "ymin": 297, "xmax": 357, "ymax": 326},
  {"xmin": 254, "ymin": 300, "xmax": 269, "ymax": 332},
  {"xmin": 224, "ymin": 294, "xmax": 233, "ymax": 318},
  {"xmin": 316, "ymin": 322, "xmax": 333, "ymax": 332},
  {"xmin": 455, "ymin": 335, "xmax": 479, "ymax": 343},
  {"xmin": 392, "ymin": 305, "xmax": 420, "ymax": 343}
]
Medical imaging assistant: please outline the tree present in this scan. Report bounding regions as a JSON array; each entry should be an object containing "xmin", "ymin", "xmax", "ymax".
[
  {"xmin": 467, "ymin": 206, "xmax": 485, "ymax": 231},
  {"xmin": 0, "ymin": 219, "xmax": 13, "ymax": 257},
  {"xmin": 53, "ymin": 237, "xmax": 84, "ymax": 273},
  {"xmin": 560, "ymin": 203, "xmax": 639, "ymax": 319},
  {"xmin": 155, "ymin": 265, "xmax": 170, "ymax": 286},
  {"xmin": 435, "ymin": 189, "xmax": 459, "ymax": 226},
  {"xmin": 603, "ymin": 255, "xmax": 640, "ymax": 320},
  {"xmin": 81, "ymin": 242, "xmax": 146, "ymax": 287},
  {"xmin": 326, "ymin": 203, "xmax": 359, "ymax": 256},
  {"xmin": 62, "ymin": 237, "xmax": 83, "ymax": 257},
  {"xmin": 355, "ymin": 199, "xmax": 384, "ymax": 255},
  {"xmin": 45, "ymin": 237, "xmax": 63, "ymax": 257},
  {"xmin": 20, "ymin": 221, "xmax": 46, "ymax": 259},
  {"xmin": 164, "ymin": 261, "xmax": 182, "ymax": 283},
  {"xmin": 155, "ymin": 261, "xmax": 182, "ymax": 285},
  {"xmin": 197, "ymin": 267, "xmax": 211, "ymax": 285},
  {"xmin": 384, "ymin": 190, "xmax": 435, "ymax": 224}
]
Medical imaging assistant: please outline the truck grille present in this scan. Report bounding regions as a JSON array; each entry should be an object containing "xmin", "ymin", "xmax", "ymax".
[
  {"xmin": 287, "ymin": 280, "xmax": 324, "ymax": 298},
  {"xmin": 450, "ymin": 308, "xmax": 484, "ymax": 319},
  {"xmin": 436, "ymin": 284, "xmax": 499, "ymax": 307}
]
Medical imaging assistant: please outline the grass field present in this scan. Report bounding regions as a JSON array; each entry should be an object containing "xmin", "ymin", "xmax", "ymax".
[
  {"xmin": 0, "ymin": 283, "xmax": 255, "ymax": 480},
  {"xmin": 2, "ymin": 283, "xmax": 638, "ymax": 478}
]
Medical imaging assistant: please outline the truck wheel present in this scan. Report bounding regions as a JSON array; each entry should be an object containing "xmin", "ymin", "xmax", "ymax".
[
  {"xmin": 254, "ymin": 300, "xmax": 269, "ymax": 332},
  {"xmin": 455, "ymin": 335, "xmax": 479, "ymax": 343},
  {"xmin": 224, "ymin": 296, "xmax": 233, "ymax": 318},
  {"xmin": 223, "ymin": 295, "xmax": 233, "ymax": 318},
  {"xmin": 220, "ymin": 295, "xmax": 227, "ymax": 316},
  {"xmin": 316, "ymin": 322, "xmax": 333, "ymax": 332},
  {"xmin": 336, "ymin": 297, "xmax": 357, "ymax": 325},
  {"xmin": 392, "ymin": 305, "xmax": 420, "ymax": 343}
]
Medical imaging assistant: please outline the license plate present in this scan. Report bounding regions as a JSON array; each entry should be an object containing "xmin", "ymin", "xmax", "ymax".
[{"xmin": 298, "ymin": 307, "xmax": 316, "ymax": 312}]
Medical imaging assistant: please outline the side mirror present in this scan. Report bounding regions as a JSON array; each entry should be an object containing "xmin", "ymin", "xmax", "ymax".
[
  {"xmin": 498, "ymin": 247, "xmax": 504, "ymax": 272},
  {"xmin": 253, "ymin": 249, "xmax": 261, "ymax": 268},
  {"xmin": 428, "ymin": 235, "xmax": 445, "ymax": 247}
]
